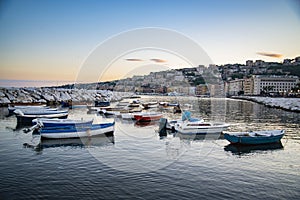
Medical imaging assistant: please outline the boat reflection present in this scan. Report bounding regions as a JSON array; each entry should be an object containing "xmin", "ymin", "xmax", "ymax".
[
  {"xmin": 134, "ymin": 121, "xmax": 158, "ymax": 127},
  {"xmin": 172, "ymin": 132, "xmax": 223, "ymax": 141},
  {"xmin": 224, "ymin": 142, "xmax": 283, "ymax": 156},
  {"xmin": 39, "ymin": 134, "xmax": 115, "ymax": 150}
]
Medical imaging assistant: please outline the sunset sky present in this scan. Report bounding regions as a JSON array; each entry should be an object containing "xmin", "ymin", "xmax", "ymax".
[{"xmin": 0, "ymin": 0, "xmax": 299, "ymax": 85}]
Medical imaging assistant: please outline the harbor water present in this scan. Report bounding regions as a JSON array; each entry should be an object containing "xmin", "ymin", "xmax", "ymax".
[{"xmin": 0, "ymin": 96, "xmax": 299, "ymax": 199}]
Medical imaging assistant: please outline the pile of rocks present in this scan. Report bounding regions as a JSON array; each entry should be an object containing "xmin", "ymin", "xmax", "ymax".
[{"xmin": 0, "ymin": 87, "xmax": 133, "ymax": 106}]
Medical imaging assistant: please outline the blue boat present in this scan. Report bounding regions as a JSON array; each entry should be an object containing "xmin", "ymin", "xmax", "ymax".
[
  {"xmin": 95, "ymin": 100, "xmax": 110, "ymax": 107},
  {"xmin": 223, "ymin": 130, "xmax": 285, "ymax": 145},
  {"xmin": 37, "ymin": 120, "xmax": 115, "ymax": 139},
  {"xmin": 32, "ymin": 118, "xmax": 94, "ymax": 128}
]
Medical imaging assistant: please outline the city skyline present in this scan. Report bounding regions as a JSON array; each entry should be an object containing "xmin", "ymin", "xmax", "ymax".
[{"xmin": 0, "ymin": 0, "xmax": 300, "ymax": 85}]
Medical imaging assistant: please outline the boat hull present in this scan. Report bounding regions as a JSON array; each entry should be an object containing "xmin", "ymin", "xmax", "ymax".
[
  {"xmin": 40, "ymin": 122, "xmax": 115, "ymax": 139},
  {"xmin": 95, "ymin": 101, "xmax": 110, "ymax": 107},
  {"xmin": 134, "ymin": 114, "xmax": 162, "ymax": 122},
  {"xmin": 17, "ymin": 113, "xmax": 68, "ymax": 125},
  {"xmin": 224, "ymin": 130, "xmax": 284, "ymax": 145},
  {"xmin": 32, "ymin": 118, "xmax": 93, "ymax": 128},
  {"xmin": 175, "ymin": 124, "xmax": 229, "ymax": 135}
]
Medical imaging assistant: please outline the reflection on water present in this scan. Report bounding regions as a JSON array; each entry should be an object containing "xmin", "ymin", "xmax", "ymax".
[
  {"xmin": 40, "ymin": 134, "xmax": 114, "ymax": 149},
  {"xmin": 224, "ymin": 142, "xmax": 284, "ymax": 156},
  {"xmin": 171, "ymin": 131, "xmax": 223, "ymax": 141},
  {"xmin": 0, "ymin": 97, "xmax": 299, "ymax": 200},
  {"xmin": 134, "ymin": 120, "xmax": 158, "ymax": 127},
  {"xmin": 23, "ymin": 134, "xmax": 115, "ymax": 153}
]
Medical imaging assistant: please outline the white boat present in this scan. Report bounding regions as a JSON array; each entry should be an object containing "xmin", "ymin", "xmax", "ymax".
[
  {"xmin": 38, "ymin": 120, "xmax": 115, "ymax": 139},
  {"xmin": 14, "ymin": 109, "xmax": 68, "ymax": 124},
  {"xmin": 172, "ymin": 111, "xmax": 229, "ymax": 134},
  {"xmin": 121, "ymin": 113, "xmax": 135, "ymax": 120},
  {"xmin": 32, "ymin": 118, "xmax": 93, "ymax": 127},
  {"xmin": 8, "ymin": 105, "xmax": 48, "ymax": 114},
  {"xmin": 174, "ymin": 120, "xmax": 229, "ymax": 134},
  {"xmin": 101, "ymin": 109, "xmax": 121, "ymax": 117},
  {"xmin": 142, "ymin": 102, "xmax": 158, "ymax": 109},
  {"xmin": 166, "ymin": 118, "xmax": 204, "ymax": 130}
]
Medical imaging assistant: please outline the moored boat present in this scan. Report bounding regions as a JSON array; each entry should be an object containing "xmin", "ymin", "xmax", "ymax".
[
  {"xmin": 223, "ymin": 130, "xmax": 285, "ymax": 145},
  {"xmin": 37, "ymin": 120, "xmax": 115, "ymax": 139},
  {"xmin": 32, "ymin": 118, "xmax": 93, "ymax": 128},
  {"xmin": 95, "ymin": 100, "xmax": 110, "ymax": 107},
  {"xmin": 172, "ymin": 111, "xmax": 229, "ymax": 135},
  {"xmin": 175, "ymin": 120, "xmax": 229, "ymax": 135},
  {"xmin": 121, "ymin": 113, "xmax": 135, "ymax": 120},
  {"xmin": 8, "ymin": 105, "xmax": 49, "ymax": 114},
  {"xmin": 142, "ymin": 102, "xmax": 158, "ymax": 109},
  {"xmin": 14, "ymin": 109, "xmax": 69, "ymax": 125},
  {"xmin": 134, "ymin": 112, "xmax": 163, "ymax": 122}
]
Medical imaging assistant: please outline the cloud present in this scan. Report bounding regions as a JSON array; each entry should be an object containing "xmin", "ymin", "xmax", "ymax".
[
  {"xmin": 150, "ymin": 58, "xmax": 167, "ymax": 63},
  {"xmin": 257, "ymin": 52, "xmax": 283, "ymax": 58},
  {"xmin": 125, "ymin": 58, "xmax": 143, "ymax": 62}
]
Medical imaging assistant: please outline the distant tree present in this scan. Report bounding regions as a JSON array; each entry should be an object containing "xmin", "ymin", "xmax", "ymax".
[
  {"xmin": 261, "ymin": 86, "xmax": 275, "ymax": 96},
  {"xmin": 291, "ymin": 82, "xmax": 300, "ymax": 93},
  {"xmin": 231, "ymin": 73, "xmax": 244, "ymax": 80}
]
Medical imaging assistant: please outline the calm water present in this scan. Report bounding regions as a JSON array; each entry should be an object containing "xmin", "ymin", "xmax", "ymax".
[{"xmin": 0, "ymin": 97, "xmax": 299, "ymax": 200}]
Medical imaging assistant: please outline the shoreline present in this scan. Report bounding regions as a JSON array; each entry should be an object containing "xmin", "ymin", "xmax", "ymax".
[
  {"xmin": 1, "ymin": 87, "xmax": 300, "ymax": 113},
  {"xmin": 231, "ymin": 96, "xmax": 300, "ymax": 113},
  {"xmin": 0, "ymin": 87, "xmax": 133, "ymax": 107}
]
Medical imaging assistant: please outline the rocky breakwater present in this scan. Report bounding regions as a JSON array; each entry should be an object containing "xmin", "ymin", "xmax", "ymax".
[
  {"xmin": 232, "ymin": 96, "xmax": 300, "ymax": 113},
  {"xmin": 0, "ymin": 87, "xmax": 132, "ymax": 106}
]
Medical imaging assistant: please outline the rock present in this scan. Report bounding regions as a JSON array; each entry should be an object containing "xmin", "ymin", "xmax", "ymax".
[
  {"xmin": 0, "ymin": 97, "xmax": 10, "ymax": 104},
  {"xmin": 0, "ymin": 91, "xmax": 5, "ymax": 97}
]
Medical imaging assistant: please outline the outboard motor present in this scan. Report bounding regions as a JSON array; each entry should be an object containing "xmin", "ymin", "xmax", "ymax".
[{"xmin": 158, "ymin": 118, "xmax": 168, "ymax": 136}]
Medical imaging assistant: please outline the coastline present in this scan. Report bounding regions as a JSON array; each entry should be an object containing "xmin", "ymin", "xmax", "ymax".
[
  {"xmin": 231, "ymin": 96, "xmax": 300, "ymax": 113},
  {"xmin": 0, "ymin": 87, "xmax": 133, "ymax": 107},
  {"xmin": 1, "ymin": 87, "xmax": 300, "ymax": 113}
]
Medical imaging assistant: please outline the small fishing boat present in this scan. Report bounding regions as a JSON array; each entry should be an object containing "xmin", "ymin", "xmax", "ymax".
[
  {"xmin": 32, "ymin": 118, "xmax": 93, "ymax": 128},
  {"xmin": 102, "ymin": 110, "xmax": 121, "ymax": 117},
  {"xmin": 94, "ymin": 100, "xmax": 110, "ymax": 107},
  {"xmin": 36, "ymin": 120, "xmax": 115, "ymax": 139},
  {"xmin": 134, "ymin": 112, "xmax": 163, "ymax": 122},
  {"xmin": 14, "ymin": 109, "xmax": 68, "ymax": 125},
  {"xmin": 168, "ymin": 102, "xmax": 180, "ymax": 107},
  {"xmin": 128, "ymin": 103, "xmax": 140, "ymax": 107},
  {"xmin": 142, "ymin": 102, "xmax": 158, "ymax": 109},
  {"xmin": 223, "ymin": 130, "xmax": 285, "ymax": 145},
  {"xmin": 8, "ymin": 105, "xmax": 49, "ymax": 114},
  {"xmin": 121, "ymin": 113, "xmax": 135, "ymax": 120},
  {"xmin": 159, "ymin": 102, "xmax": 169, "ymax": 107}
]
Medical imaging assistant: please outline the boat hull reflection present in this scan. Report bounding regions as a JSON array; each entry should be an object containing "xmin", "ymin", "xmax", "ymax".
[
  {"xmin": 40, "ymin": 134, "xmax": 114, "ymax": 149},
  {"xmin": 224, "ymin": 142, "xmax": 283, "ymax": 155}
]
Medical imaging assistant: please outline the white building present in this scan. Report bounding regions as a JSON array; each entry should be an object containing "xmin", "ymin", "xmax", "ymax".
[
  {"xmin": 253, "ymin": 75, "xmax": 299, "ymax": 95},
  {"xmin": 226, "ymin": 79, "xmax": 244, "ymax": 96}
]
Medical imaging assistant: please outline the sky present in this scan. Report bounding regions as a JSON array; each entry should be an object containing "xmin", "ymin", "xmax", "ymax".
[{"xmin": 0, "ymin": 0, "xmax": 300, "ymax": 85}]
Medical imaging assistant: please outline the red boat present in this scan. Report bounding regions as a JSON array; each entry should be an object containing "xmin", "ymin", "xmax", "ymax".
[{"xmin": 133, "ymin": 112, "xmax": 163, "ymax": 122}]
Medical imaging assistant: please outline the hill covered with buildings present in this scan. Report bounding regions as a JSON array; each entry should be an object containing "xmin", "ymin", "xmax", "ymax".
[{"xmin": 59, "ymin": 56, "xmax": 300, "ymax": 97}]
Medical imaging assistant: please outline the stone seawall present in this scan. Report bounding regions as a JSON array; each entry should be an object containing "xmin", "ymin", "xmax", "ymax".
[
  {"xmin": 231, "ymin": 96, "xmax": 300, "ymax": 113},
  {"xmin": 0, "ymin": 88, "xmax": 133, "ymax": 106}
]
